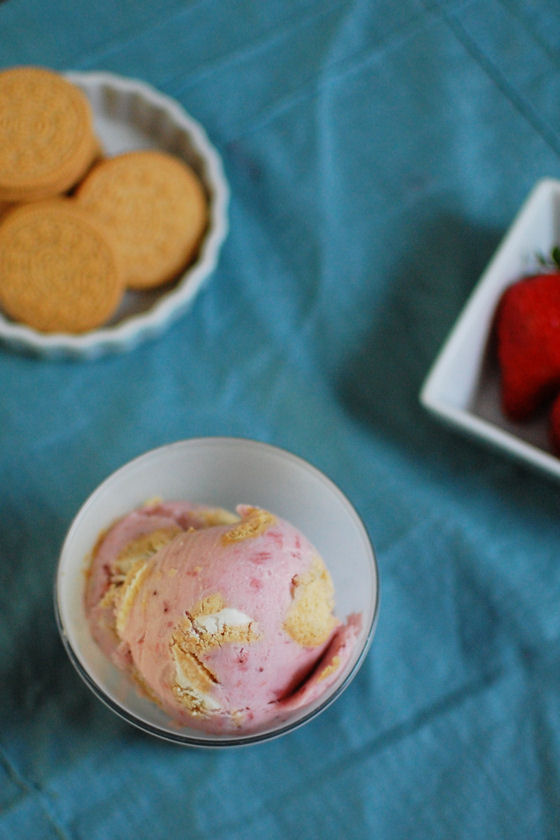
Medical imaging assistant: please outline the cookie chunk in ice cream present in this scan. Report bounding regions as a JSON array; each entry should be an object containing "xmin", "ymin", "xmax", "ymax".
[{"xmin": 84, "ymin": 500, "xmax": 361, "ymax": 733}]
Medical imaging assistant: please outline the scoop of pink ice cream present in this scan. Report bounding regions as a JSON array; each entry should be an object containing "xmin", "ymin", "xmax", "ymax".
[
  {"xmin": 85, "ymin": 501, "xmax": 361, "ymax": 733},
  {"xmin": 84, "ymin": 501, "xmax": 238, "ymax": 668}
]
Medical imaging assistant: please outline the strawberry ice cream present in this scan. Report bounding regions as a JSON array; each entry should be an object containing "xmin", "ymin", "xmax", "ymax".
[{"xmin": 84, "ymin": 500, "xmax": 361, "ymax": 733}]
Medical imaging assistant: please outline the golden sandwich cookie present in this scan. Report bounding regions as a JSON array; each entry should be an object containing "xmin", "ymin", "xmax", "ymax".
[
  {"xmin": 0, "ymin": 199, "xmax": 124, "ymax": 333},
  {"xmin": 75, "ymin": 149, "xmax": 208, "ymax": 290},
  {"xmin": 0, "ymin": 66, "xmax": 98, "ymax": 202}
]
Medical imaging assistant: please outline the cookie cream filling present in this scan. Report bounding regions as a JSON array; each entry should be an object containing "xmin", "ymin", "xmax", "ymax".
[
  {"xmin": 171, "ymin": 647, "xmax": 221, "ymax": 713},
  {"xmin": 192, "ymin": 608, "xmax": 254, "ymax": 636}
]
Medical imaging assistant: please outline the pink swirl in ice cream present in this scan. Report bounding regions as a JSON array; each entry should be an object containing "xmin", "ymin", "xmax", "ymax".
[{"xmin": 84, "ymin": 500, "xmax": 361, "ymax": 733}]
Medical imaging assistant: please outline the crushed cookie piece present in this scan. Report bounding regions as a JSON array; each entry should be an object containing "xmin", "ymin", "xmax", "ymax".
[
  {"xmin": 115, "ymin": 527, "xmax": 180, "ymax": 577},
  {"xmin": 222, "ymin": 508, "xmax": 275, "ymax": 544},
  {"xmin": 318, "ymin": 654, "xmax": 341, "ymax": 681},
  {"xmin": 114, "ymin": 559, "xmax": 151, "ymax": 635},
  {"xmin": 283, "ymin": 554, "xmax": 338, "ymax": 646}
]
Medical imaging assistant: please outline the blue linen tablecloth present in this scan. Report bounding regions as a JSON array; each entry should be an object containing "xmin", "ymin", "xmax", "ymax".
[{"xmin": 2, "ymin": 1, "xmax": 560, "ymax": 837}]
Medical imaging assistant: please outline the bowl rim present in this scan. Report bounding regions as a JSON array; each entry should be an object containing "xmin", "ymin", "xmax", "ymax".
[
  {"xmin": 0, "ymin": 70, "xmax": 229, "ymax": 360},
  {"xmin": 54, "ymin": 436, "xmax": 380, "ymax": 747}
]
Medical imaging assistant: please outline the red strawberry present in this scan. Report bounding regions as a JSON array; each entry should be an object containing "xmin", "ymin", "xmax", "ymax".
[
  {"xmin": 495, "ymin": 272, "xmax": 560, "ymax": 421},
  {"xmin": 549, "ymin": 392, "xmax": 560, "ymax": 454}
]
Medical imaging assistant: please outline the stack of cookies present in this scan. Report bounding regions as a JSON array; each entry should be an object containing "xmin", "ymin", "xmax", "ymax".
[{"xmin": 0, "ymin": 66, "xmax": 208, "ymax": 334}]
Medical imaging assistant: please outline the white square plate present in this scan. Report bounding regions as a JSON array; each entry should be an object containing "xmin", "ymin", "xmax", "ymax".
[{"xmin": 420, "ymin": 178, "xmax": 560, "ymax": 481}]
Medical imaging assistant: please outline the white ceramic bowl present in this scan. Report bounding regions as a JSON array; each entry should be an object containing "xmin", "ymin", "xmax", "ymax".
[
  {"xmin": 0, "ymin": 72, "xmax": 229, "ymax": 360},
  {"xmin": 421, "ymin": 178, "xmax": 560, "ymax": 482},
  {"xmin": 55, "ymin": 438, "xmax": 379, "ymax": 747}
]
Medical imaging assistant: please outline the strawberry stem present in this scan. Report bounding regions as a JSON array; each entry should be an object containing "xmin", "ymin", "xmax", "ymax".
[{"xmin": 536, "ymin": 246, "xmax": 560, "ymax": 270}]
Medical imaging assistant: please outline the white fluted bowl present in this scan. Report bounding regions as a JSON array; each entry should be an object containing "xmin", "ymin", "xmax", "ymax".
[{"xmin": 0, "ymin": 72, "xmax": 229, "ymax": 360}]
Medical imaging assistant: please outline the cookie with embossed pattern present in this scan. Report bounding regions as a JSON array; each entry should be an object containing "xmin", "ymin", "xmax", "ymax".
[
  {"xmin": 75, "ymin": 149, "xmax": 208, "ymax": 289},
  {"xmin": 0, "ymin": 198, "xmax": 124, "ymax": 333},
  {"xmin": 0, "ymin": 66, "xmax": 98, "ymax": 202}
]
